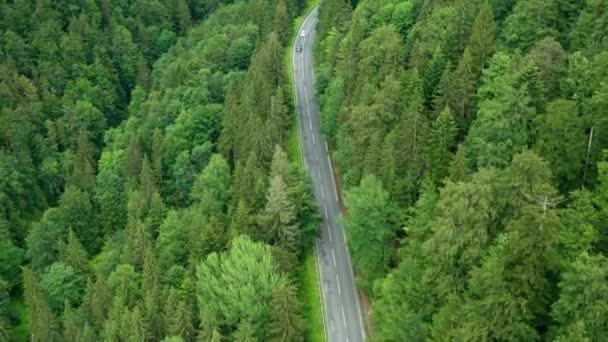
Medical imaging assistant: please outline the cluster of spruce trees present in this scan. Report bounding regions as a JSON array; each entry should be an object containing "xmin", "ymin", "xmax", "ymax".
[
  {"xmin": 0, "ymin": 0, "xmax": 321, "ymax": 340},
  {"xmin": 316, "ymin": 0, "xmax": 608, "ymax": 340}
]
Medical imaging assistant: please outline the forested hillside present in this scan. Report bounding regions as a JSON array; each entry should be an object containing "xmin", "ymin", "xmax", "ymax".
[
  {"xmin": 315, "ymin": 0, "xmax": 608, "ymax": 340},
  {"xmin": 0, "ymin": 0, "xmax": 317, "ymax": 340}
]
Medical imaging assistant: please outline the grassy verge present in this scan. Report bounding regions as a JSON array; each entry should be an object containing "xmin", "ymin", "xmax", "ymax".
[
  {"xmin": 298, "ymin": 250, "xmax": 326, "ymax": 342},
  {"xmin": 283, "ymin": 2, "xmax": 325, "ymax": 342},
  {"xmin": 9, "ymin": 295, "xmax": 29, "ymax": 341}
]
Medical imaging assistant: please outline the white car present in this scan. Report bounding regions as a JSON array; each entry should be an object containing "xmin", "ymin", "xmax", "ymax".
[{"xmin": 300, "ymin": 30, "xmax": 306, "ymax": 38}]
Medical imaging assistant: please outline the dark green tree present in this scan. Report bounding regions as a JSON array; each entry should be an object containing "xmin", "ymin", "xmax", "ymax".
[{"xmin": 552, "ymin": 252, "xmax": 608, "ymax": 340}]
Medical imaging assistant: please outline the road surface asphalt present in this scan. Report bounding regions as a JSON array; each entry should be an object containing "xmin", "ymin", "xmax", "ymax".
[{"xmin": 292, "ymin": 7, "xmax": 366, "ymax": 342}]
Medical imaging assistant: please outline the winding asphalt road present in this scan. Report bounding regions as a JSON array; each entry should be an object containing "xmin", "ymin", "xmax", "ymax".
[{"xmin": 292, "ymin": 7, "xmax": 366, "ymax": 342}]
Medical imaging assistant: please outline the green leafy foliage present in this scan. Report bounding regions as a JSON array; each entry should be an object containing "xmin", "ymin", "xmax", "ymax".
[
  {"xmin": 197, "ymin": 235, "xmax": 290, "ymax": 339},
  {"xmin": 342, "ymin": 175, "xmax": 397, "ymax": 289},
  {"xmin": 315, "ymin": 0, "xmax": 608, "ymax": 339},
  {"xmin": 3, "ymin": 0, "xmax": 607, "ymax": 339},
  {"xmin": 40, "ymin": 262, "xmax": 84, "ymax": 311},
  {"xmin": 3, "ymin": 0, "xmax": 315, "ymax": 337}
]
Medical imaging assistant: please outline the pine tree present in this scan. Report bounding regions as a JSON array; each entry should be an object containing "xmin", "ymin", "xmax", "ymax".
[
  {"xmin": 336, "ymin": 13, "xmax": 363, "ymax": 97},
  {"xmin": 151, "ymin": 128, "xmax": 164, "ymax": 185},
  {"xmin": 267, "ymin": 87, "xmax": 289, "ymax": 147},
  {"xmin": 446, "ymin": 0, "xmax": 480, "ymax": 60},
  {"xmin": 449, "ymin": 48, "xmax": 477, "ymax": 132},
  {"xmin": 126, "ymin": 219, "xmax": 151, "ymax": 270},
  {"xmin": 229, "ymin": 200, "xmax": 254, "ymax": 239},
  {"xmin": 431, "ymin": 63, "xmax": 453, "ymax": 116},
  {"xmin": 59, "ymin": 185, "xmax": 99, "ymax": 254},
  {"xmin": 125, "ymin": 135, "xmax": 143, "ymax": 182},
  {"xmin": 174, "ymin": 0, "xmax": 192, "ymax": 33},
  {"xmin": 165, "ymin": 289, "xmax": 194, "ymax": 340},
  {"xmin": 427, "ymin": 107, "xmax": 458, "ymax": 185},
  {"xmin": 70, "ymin": 130, "xmax": 96, "ymax": 193},
  {"xmin": 390, "ymin": 69, "xmax": 430, "ymax": 204},
  {"xmin": 234, "ymin": 320, "xmax": 257, "ymax": 342},
  {"xmin": 502, "ymin": 0, "xmax": 559, "ymax": 51},
  {"xmin": 62, "ymin": 301, "xmax": 81, "ymax": 342},
  {"xmin": 102, "ymin": 302, "xmax": 124, "ymax": 341},
  {"xmin": 269, "ymin": 284, "xmax": 303, "ymax": 342},
  {"xmin": 423, "ymin": 47, "xmax": 447, "ymax": 110},
  {"xmin": 144, "ymin": 191, "xmax": 167, "ymax": 238},
  {"xmin": 467, "ymin": 0, "xmax": 495, "ymax": 75},
  {"xmin": 210, "ymin": 329, "xmax": 222, "ymax": 342},
  {"xmin": 60, "ymin": 229, "xmax": 90, "ymax": 275},
  {"xmin": 142, "ymin": 288, "xmax": 163, "ymax": 341},
  {"xmin": 535, "ymin": 99, "xmax": 586, "ymax": 192},
  {"xmin": 448, "ymin": 144, "xmax": 470, "ymax": 182},
  {"xmin": 233, "ymin": 152, "xmax": 267, "ymax": 211},
  {"xmin": 82, "ymin": 276, "xmax": 111, "ymax": 330},
  {"xmin": 257, "ymin": 175, "xmax": 299, "ymax": 253},
  {"xmin": 219, "ymin": 83, "xmax": 243, "ymax": 164},
  {"xmin": 23, "ymin": 266, "xmax": 59, "ymax": 342},
  {"xmin": 552, "ymin": 253, "xmax": 608, "ymax": 340},
  {"xmin": 142, "ymin": 245, "xmax": 159, "ymax": 295},
  {"xmin": 126, "ymin": 305, "xmax": 146, "ymax": 342},
  {"xmin": 108, "ymin": 264, "xmax": 141, "ymax": 308},
  {"xmin": 273, "ymin": 0, "xmax": 290, "ymax": 43},
  {"xmin": 0, "ymin": 279, "xmax": 9, "ymax": 341},
  {"xmin": 196, "ymin": 309, "xmax": 218, "ymax": 342},
  {"xmin": 95, "ymin": 150, "xmax": 128, "ymax": 234},
  {"xmin": 141, "ymin": 248, "xmax": 163, "ymax": 341},
  {"xmin": 139, "ymin": 156, "xmax": 156, "ymax": 210}
]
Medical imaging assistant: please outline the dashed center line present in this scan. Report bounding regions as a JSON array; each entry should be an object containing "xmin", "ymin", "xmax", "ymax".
[
  {"xmin": 341, "ymin": 305, "xmax": 347, "ymax": 328},
  {"xmin": 323, "ymin": 203, "xmax": 328, "ymax": 218},
  {"xmin": 332, "ymin": 249, "xmax": 337, "ymax": 266},
  {"xmin": 328, "ymin": 225, "xmax": 333, "ymax": 241},
  {"xmin": 321, "ymin": 186, "xmax": 325, "ymax": 199},
  {"xmin": 336, "ymin": 274, "xmax": 342, "ymax": 295}
]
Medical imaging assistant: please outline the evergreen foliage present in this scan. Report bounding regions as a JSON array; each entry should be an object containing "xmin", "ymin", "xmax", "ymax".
[{"xmin": 315, "ymin": 0, "xmax": 608, "ymax": 339}]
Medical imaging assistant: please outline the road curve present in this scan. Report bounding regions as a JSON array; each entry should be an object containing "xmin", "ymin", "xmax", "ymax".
[{"xmin": 292, "ymin": 7, "xmax": 366, "ymax": 342}]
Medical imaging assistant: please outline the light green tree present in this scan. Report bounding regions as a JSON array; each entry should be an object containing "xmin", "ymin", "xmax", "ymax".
[{"xmin": 342, "ymin": 175, "xmax": 396, "ymax": 289}]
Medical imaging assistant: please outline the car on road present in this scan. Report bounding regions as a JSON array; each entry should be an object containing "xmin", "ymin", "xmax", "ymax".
[
  {"xmin": 300, "ymin": 30, "xmax": 306, "ymax": 37},
  {"xmin": 296, "ymin": 45, "xmax": 302, "ymax": 52}
]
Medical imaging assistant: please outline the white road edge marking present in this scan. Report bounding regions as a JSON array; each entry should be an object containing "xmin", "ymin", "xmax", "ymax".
[
  {"xmin": 336, "ymin": 274, "xmax": 342, "ymax": 295},
  {"xmin": 332, "ymin": 249, "xmax": 337, "ymax": 266},
  {"xmin": 325, "ymin": 141, "xmax": 329, "ymax": 153}
]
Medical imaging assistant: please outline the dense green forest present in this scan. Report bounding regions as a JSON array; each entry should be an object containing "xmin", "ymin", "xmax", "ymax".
[
  {"xmin": 2, "ymin": 0, "xmax": 608, "ymax": 340},
  {"xmin": 0, "ymin": 0, "xmax": 319, "ymax": 340},
  {"xmin": 315, "ymin": 0, "xmax": 608, "ymax": 340}
]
